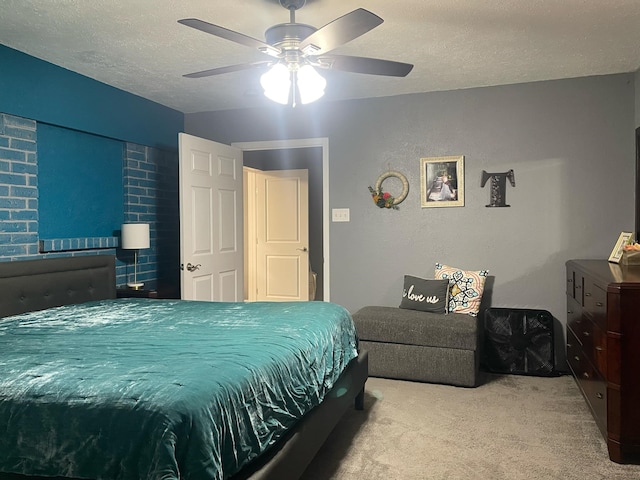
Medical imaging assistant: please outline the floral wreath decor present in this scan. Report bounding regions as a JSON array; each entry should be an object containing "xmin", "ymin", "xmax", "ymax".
[{"xmin": 368, "ymin": 170, "xmax": 409, "ymax": 210}]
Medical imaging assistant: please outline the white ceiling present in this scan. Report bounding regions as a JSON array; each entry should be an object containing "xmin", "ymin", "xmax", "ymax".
[{"xmin": 1, "ymin": 0, "xmax": 639, "ymax": 114}]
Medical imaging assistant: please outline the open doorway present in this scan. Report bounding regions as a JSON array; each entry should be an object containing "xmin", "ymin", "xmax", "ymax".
[
  {"xmin": 243, "ymin": 148, "xmax": 322, "ymax": 301},
  {"xmin": 234, "ymin": 138, "xmax": 329, "ymax": 301}
]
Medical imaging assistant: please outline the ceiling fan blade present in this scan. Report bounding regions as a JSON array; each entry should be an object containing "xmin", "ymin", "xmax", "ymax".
[
  {"xmin": 178, "ymin": 18, "xmax": 281, "ymax": 57},
  {"xmin": 184, "ymin": 61, "xmax": 272, "ymax": 79},
  {"xmin": 298, "ymin": 8, "xmax": 383, "ymax": 56},
  {"xmin": 314, "ymin": 55, "xmax": 414, "ymax": 77}
]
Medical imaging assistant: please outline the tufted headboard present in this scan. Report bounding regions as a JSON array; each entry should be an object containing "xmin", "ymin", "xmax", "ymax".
[{"xmin": 0, "ymin": 255, "xmax": 116, "ymax": 318}]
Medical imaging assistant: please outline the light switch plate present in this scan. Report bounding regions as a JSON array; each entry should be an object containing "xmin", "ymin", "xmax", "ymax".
[{"xmin": 332, "ymin": 208, "xmax": 350, "ymax": 222}]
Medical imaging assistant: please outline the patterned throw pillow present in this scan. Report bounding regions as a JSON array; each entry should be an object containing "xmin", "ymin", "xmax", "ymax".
[
  {"xmin": 399, "ymin": 275, "xmax": 450, "ymax": 314},
  {"xmin": 434, "ymin": 263, "xmax": 489, "ymax": 316}
]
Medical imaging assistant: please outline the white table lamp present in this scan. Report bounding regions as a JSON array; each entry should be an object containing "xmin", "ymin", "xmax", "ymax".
[{"xmin": 121, "ymin": 223, "xmax": 150, "ymax": 289}]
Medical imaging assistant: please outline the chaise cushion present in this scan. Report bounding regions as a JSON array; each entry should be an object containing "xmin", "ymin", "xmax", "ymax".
[{"xmin": 353, "ymin": 305, "xmax": 478, "ymax": 351}]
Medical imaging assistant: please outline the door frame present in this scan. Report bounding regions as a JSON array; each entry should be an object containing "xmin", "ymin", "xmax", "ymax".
[{"xmin": 232, "ymin": 138, "xmax": 330, "ymax": 301}]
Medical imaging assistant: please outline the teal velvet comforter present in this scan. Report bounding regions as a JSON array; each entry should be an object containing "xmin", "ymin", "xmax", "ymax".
[{"xmin": 0, "ymin": 299, "xmax": 358, "ymax": 480}]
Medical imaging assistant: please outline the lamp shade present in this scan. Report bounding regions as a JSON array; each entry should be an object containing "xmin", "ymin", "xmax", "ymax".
[
  {"xmin": 260, "ymin": 63, "xmax": 326, "ymax": 106},
  {"xmin": 297, "ymin": 65, "xmax": 326, "ymax": 104},
  {"xmin": 121, "ymin": 223, "xmax": 150, "ymax": 250},
  {"xmin": 260, "ymin": 63, "xmax": 291, "ymax": 105}
]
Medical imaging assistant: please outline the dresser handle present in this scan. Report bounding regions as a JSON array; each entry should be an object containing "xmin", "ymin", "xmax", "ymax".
[
  {"xmin": 567, "ymin": 310, "xmax": 573, "ymax": 315},
  {"xmin": 582, "ymin": 372, "xmax": 590, "ymax": 379},
  {"xmin": 595, "ymin": 346, "xmax": 604, "ymax": 352},
  {"xmin": 568, "ymin": 279, "xmax": 573, "ymax": 283},
  {"xmin": 574, "ymin": 355, "xmax": 580, "ymax": 361},
  {"xmin": 567, "ymin": 343, "xmax": 573, "ymax": 349},
  {"xmin": 585, "ymin": 292, "xmax": 591, "ymax": 297},
  {"xmin": 582, "ymin": 331, "xmax": 590, "ymax": 337},
  {"xmin": 596, "ymin": 302, "xmax": 604, "ymax": 307},
  {"xmin": 596, "ymin": 392, "xmax": 603, "ymax": 399}
]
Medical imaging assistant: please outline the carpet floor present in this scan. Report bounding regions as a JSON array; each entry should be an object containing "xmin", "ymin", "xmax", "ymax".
[{"xmin": 300, "ymin": 374, "xmax": 640, "ymax": 480}]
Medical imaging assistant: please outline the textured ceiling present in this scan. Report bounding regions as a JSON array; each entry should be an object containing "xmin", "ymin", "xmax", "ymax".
[{"xmin": 1, "ymin": 0, "xmax": 639, "ymax": 113}]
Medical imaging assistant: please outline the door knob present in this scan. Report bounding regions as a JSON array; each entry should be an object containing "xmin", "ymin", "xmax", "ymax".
[
  {"xmin": 297, "ymin": 247, "xmax": 308, "ymax": 252},
  {"xmin": 186, "ymin": 262, "xmax": 201, "ymax": 272}
]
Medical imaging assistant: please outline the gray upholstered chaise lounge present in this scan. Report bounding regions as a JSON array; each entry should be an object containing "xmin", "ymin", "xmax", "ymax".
[{"xmin": 352, "ymin": 305, "xmax": 480, "ymax": 387}]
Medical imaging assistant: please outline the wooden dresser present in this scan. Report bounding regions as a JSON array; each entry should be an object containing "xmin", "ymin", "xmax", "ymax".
[{"xmin": 566, "ymin": 259, "xmax": 640, "ymax": 463}]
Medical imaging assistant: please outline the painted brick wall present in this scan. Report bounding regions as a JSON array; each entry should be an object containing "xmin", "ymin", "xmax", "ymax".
[
  {"xmin": 0, "ymin": 112, "xmax": 120, "ymax": 273},
  {"xmin": 0, "ymin": 112, "xmax": 180, "ymax": 296},
  {"xmin": 0, "ymin": 114, "xmax": 38, "ymax": 259},
  {"xmin": 121, "ymin": 143, "xmax": 180, "ymax": 293}
]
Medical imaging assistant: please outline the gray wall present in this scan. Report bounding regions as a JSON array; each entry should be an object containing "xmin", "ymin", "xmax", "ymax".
[{"xmin": 186, "ymin": 73, "xmax": 636, "ymax": 366}]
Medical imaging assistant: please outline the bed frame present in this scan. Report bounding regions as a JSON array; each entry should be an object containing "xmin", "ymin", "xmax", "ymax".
[
  {"xmin": 0, "ymin": 255, "xmax": 368, "ymax": 480},
  {"xmin": 0, "ymin": 255, "xmax": 117, "ymax": 318}
]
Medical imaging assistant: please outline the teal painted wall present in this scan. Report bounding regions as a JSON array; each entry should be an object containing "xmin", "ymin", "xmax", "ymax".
[
  {"xmin": 0, "ymin": 45, "xmax": 183, "ymax": 149},
  {"xmin": 38, "ymin": 124, "xmax": 124, "ymax": 238},
  {"xmin": 0, "ymin": 45, "xmax": 183, "ymax": 293}
]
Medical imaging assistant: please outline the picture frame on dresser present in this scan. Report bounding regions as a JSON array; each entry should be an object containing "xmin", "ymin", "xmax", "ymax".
[{"xmin": 608, "ymin": 231, "xmax": 633, "ymax": 263}]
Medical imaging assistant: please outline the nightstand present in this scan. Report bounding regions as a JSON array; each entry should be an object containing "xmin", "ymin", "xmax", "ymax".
[{"xmin": 116, "ymin": 288, "xmax": 158, "ymax": 299}]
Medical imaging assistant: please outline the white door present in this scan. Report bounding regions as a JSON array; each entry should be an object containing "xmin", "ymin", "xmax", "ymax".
[
  {"xmin": 178, "ymin": 133, "xmax": 243, "ymax": 301},
  {"xmin": 255, "ymin": 169, "xmax": 309, "ymax": 301}
]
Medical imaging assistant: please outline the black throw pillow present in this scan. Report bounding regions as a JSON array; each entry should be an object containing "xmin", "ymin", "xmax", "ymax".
[{"xmin": 399, "ymin": 275, "xmax": 449, "ymax": 314}]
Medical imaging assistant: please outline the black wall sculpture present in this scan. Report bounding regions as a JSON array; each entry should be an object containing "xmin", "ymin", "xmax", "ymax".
[{"xmin": 481, "ymin": 169, "xmax": 515, "ymax": 207}]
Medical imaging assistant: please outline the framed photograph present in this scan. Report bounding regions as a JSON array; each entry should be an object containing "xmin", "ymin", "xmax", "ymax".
[
  {"xmin": 420, "ymin": 155, "xmax": 464, "ymax": 208},
  {"xmin": 608, "ymin": 232, "xmax": 634, "ymax": 263}
]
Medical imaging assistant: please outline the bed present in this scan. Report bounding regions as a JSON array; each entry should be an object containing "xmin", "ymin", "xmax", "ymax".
[{"xmin": 0, "ymin": 255, "xmax": 368, "ymax": 480}]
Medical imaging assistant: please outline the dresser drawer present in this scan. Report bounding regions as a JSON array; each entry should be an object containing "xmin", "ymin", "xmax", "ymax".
[
  {"xmin": 567, "ymin": 266, "xmax": 584, "ymax": 304},
  {"xmin": 567, "ymin": 315, "xmax": 607, "ymax": 375},
  {"xmin": 566, "ymin": 268, "xmax": 575, "ymax": 300},
  {"xmin": 567, "ymin": 299, "xmax": 585, "ymax": 343},
  {"xmin": 579, "ymin": 365, "xmax": 607, "ymax": 437},
  {"xmin": 567, "ymin": 331, "xmax": 607, "ymax": 435},
  {"xmin": 566, "ymin": 328, "xmax": 582, "ymax": 368},
  {"xmin": 584, "ymin": 281, "xmax": 607, "ymax": 331},
  {"xmin": 566, "ymin": 296, "xmax": 582, "ymax": 335}
]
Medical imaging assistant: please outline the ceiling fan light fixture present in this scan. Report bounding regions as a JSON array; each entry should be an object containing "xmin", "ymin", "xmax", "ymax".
[
  {"xmin": 260, "ymin": 63, "xmax": 291, "ymax": 104},
  {"xmin": 181, "ymin": 6, "xmax": 414, "ymax": 107},
  {"xmin": 297, "ymin": 65, "xmax": 326, "ymax": 104}
]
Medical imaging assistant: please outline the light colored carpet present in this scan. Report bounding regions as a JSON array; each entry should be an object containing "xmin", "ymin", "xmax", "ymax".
[{"xmin": 300, "ymin": 374, "xmax": 640, "ymax": 480}]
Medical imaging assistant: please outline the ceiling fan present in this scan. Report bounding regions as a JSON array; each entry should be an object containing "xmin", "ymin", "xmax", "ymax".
[{"xmin": 178, "ymin": 0, "xmax": 413, "ymax": 105}]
